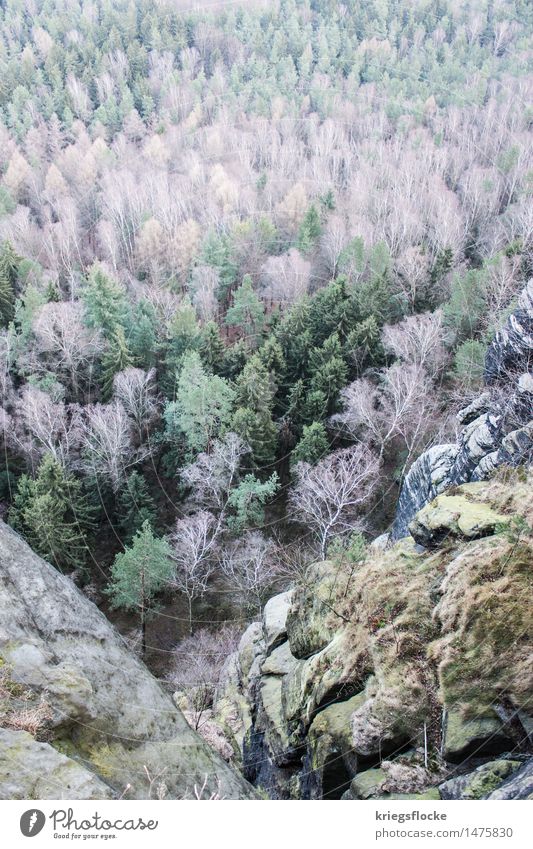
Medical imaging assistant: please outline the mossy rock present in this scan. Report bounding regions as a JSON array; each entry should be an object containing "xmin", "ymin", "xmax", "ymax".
[
  {"xmin": 305, "ymin": 692, "xmax": 366, "ymax": 798},
  {"xmin": 348, "ymin": 768, "xmax": 387, "ymax": 799},
  {"xmin": 442, "ymin": 710, "xmax": 511, "ymax": 762},
  {"xmin": 383, "ymin": 788, "xmax": 441, "ymax": 800},
  {"xmin": 0, "ymin": 728, "xmax": 114, "ymax": 800},
  {"xmin": 410, "ymin": 492, "xmax": 508, "ymax": 548}
]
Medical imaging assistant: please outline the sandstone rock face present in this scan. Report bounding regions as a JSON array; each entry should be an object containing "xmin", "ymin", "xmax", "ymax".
[
  {"xmin": 0, "ymin": 729, "xmax": 114, "ymax": 800},
  {"xmin": 485, "ymin": 280, "xmax": 533, "ymax": 384},
  {"xmin": 392, "ymin": 281, "xmax": 533, "ymax": 540},
  {"xmin": 214, "ymin": 472, "xmax": 533, "ymax": 800},
  {"xmin": 0, "ymin": 521, "xmax": 254, "ymax": 800}
]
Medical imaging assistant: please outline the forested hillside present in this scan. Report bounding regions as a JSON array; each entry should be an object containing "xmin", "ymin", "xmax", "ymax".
[{"xmin": 0, "ymin": 0, "xmax": 531, "ymax": 696}]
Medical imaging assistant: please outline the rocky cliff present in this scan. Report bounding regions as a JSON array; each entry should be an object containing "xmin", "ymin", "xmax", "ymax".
[
  {"xmin": 0, "ymin": 521, "xmax": 254, "ymax": 800},
  {"xmin": 392, "ymin": 280, "xmax": 533, "ymax": 540},
  {"xmin": 213, "ymin": 470, "xmax": 533, "ymax": 799}
]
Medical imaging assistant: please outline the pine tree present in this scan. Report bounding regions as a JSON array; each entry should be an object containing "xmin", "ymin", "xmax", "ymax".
[
  {"xmin": 165, "ymin": 351, "xmax": 235, "ymax": 453},
  {"xmin": 227, "ymin": 472, "xmax": 279, "ymax": 531},
  {"xmin": 309, "ymin": 333, "xmax": 348, "ymax": 414},
  {"xmin": 200, "ymin": 320, "xmax": 225, "ymax": 374},
  {"xmin": 106, "ymin": 521, "xmax": 174, "ymax": 655},
  {"xmin": 162, "ymin": 297, "xmax": 202, "ymax": 395},
  {"xmin": 127, "ymin": 298, "xmax": 159, "ymax": 369}
]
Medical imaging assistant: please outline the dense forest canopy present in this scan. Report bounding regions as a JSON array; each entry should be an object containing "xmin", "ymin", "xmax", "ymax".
[{"xmin": 0, "ymin": 0, "xmax": 531, "ymax": 686}]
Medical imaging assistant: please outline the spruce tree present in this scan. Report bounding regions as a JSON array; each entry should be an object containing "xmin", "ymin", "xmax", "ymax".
[
  {"xmin": 225, "ymin": 274, "xmax": 265, "ymax": 346},
  {"xmin": 117, "ymin": 471, "xmax": 157, "ymax": 545},
  {"xmin": 0, "ymin": 241, "xmax": 19, "ymax": 326},
  {"xmin": 9, "ymin": 455, "xmax": 93, "ymax": 572},
  {"xmin": 100, "ymin": 324, "xmax": 133, "ymax": 400},
  {"xmin": 291, "ymin": 422, "xmax": 329, "ymax": 467},
  {"xmin": 83, "ymin": 264, "xmax": 129, "ymax": 339},
  {"xmin": 297, "ymin": 204, "xmax": 321, "ymax": 254}
]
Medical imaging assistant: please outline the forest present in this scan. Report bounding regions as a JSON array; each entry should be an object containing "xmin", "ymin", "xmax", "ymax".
[{"xmin": 0, "ymin": 0, "xmax": 532, "ymax": 725}]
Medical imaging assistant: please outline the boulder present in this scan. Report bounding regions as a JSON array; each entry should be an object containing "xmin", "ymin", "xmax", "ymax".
[
  {"xmin": 303, "ymin": 692, "xmax": 365, "ymax": 799},
  {"xmin": 485, "ymin": 279, "xmax": 533, "ymax": 384},
  {"xmin": 263, "ymin": 591, "xmax": 292, "ymax": 654},
  {"xmin": 439, "ymin": 759, "xmax": 522, "ymax": 800},
  {"xmin": 261, "ymin": 641, "xmax": 297, "ymax": 676},
  {"xmin": 0, "ymin": 729, "xmax": 114, "ymax": 800},
  {"xmin": 486, "ymin": 758, "xmax": 533, "ymax": 799},
  {"xmin": 409, "ymin": 491, "xmax": 507, "ymax": 548},
  {"xmin": 442, "ymin": 710, "xmax": 512, "ymax": 762},
  {"xmin": 392, "ymin": 444, "xmax": 458, "ymax": 540},
  {"xmin": 347, "ymin": 768, "xmax": 387, "ymax": 799},
  {"xmin": 237, "ymin": 621, "xmax": 264, "ymax": 683}
]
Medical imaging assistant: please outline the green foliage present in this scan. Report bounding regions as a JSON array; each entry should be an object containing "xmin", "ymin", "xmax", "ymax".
[
  {"xmin": 328, "ymin": 531, "xmax": 368, "ymax": 565},
  {"xmin": 165, "ymin": 351, "xmax": 235, "ymax": 453},
  {"xmin": 227, "ymin": 472, "xmax": 279, "ymax": 531},
  {"xmin": 106, "ymin": 521, "xmax": 173, "ymax": 650},
  {"xmin": 0, "ymin": 241, "xmax": 20, "ymax": 326},
  {"xmin": 225, "ymin": 275, "xmax": 265, "ymax": 345},
  {"xmin": 345, "ymin": 315, "xmax": 383, "ymax": 372},
  {"xmin": 233, "ymin": 354, "xmax": 278, "ymax": 467},
  {"xmin": 9, "ymin": 455, "xmax": 93, "ymax": 572},
  {"xmin": 231, "ymin": 406, "xmax": 278, "ymax": 470},
  {"xmin": 116, "ymin": 471, "xmax": 157, "ymax": 544},
  {"xmin": 453, "ymin": 339, "xmax": 486, "ymax": 386},
  {"xmin": 298, "ymin": 204, "xmax": 321, "ymax": 253},
  {"xmin": 83, "ymin": 265, "xmax": 129, "ymax": 339},
  {"xmin": 444, "ymin": 269, "xmax": 488, "ymax": 343},
  {"xmin": 100, "ymin": 325, "xmax": 133, "ymax": 400},
  {"xmin": 495, "ymin": 514, "xmax": 533, "ymax": 544},
  {"xmin": 127, "ymin": 299, "xmax": 159, "ymax": 369},
  {"xmin": 291, "ymin": 422, "xmax": 329, "ymax": 466},
  {"xmin": 308, "ymin": 332, "xmax": 348, "ymax": 414},
  {"xmin": 162, "ymin": 298, "xmax": 202, "ymax": 394},
  {"xmin": 200, "ymin": 321, "xmax": 225, "ymax": 374}
]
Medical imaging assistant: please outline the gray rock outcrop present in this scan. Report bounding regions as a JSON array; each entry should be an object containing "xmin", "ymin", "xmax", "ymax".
[{"xmin": 392, "ymin": 281, "xmax": 533, "ymax": 540}]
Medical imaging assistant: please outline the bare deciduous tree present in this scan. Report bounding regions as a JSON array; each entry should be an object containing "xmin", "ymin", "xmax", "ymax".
[
  {"xmin": 219, "ymin": 531, "xmax": 283, "ymax": 614},
  {"xmin": 113, "ymin": 367, "xmax": 158, "ymax": 442},
  {"xmin": 170, "ymin": 510, "xmax": 219, "ymax": 634},
  {"xmin": 30, "ymin": 301, "xmax": 103, "ymax": 398},
  {"xmin": 14, "ymin": 385, "xmax": 82, "ymax": 467},
  {"xmin": 181, "ymin": 433, "xmax": 249, "ymax": 513},
  {"xmin": 336, "ymin": 363, "xmax": 438, "ymax": 463},
  {"xmin": 381, "ymin": 310, "xmax": 448, "ymax": 379},
  {"xmin": 80, "ymin": 400, "xmax": 137, "ymax": 489}
]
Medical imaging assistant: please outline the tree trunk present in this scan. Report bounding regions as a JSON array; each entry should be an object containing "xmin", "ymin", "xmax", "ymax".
[
  {"xmin": 141, "ymin": 565, "xmax": 146, "ymax": 656},
  {"xmin": 188, "ymin": 596, "xmax": 193, "ymax": 636}
]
